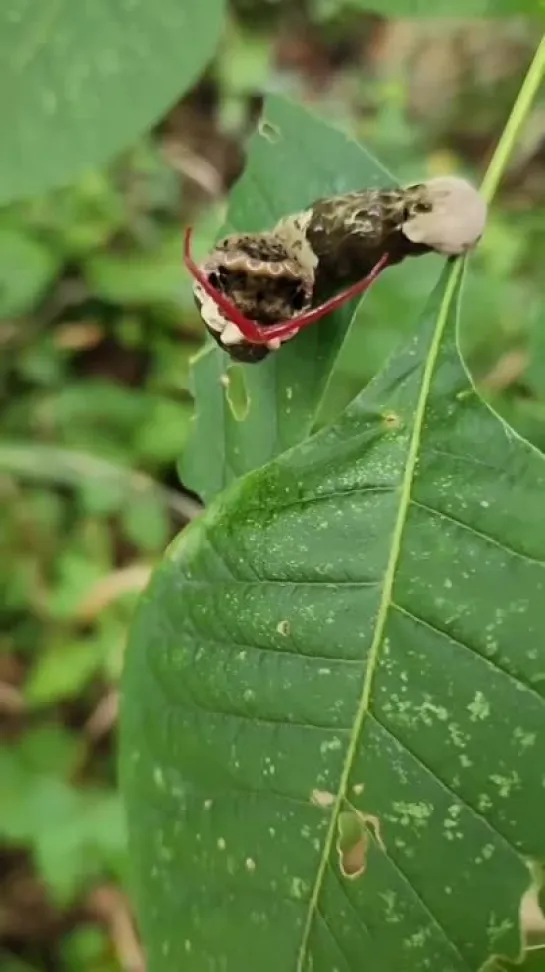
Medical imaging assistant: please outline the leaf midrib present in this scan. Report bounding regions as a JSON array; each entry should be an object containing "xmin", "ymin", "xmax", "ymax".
[{"xmin": 295, "ymin": 260, "xmax": 464, "ymax": 971}]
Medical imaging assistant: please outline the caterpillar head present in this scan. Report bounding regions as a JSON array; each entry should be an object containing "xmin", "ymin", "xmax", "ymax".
[{"xmin": 192, "ymin": 232, "xmax": 314, "ymax": 361}]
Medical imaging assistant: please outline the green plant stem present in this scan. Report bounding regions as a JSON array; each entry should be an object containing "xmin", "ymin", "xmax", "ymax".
[{"xmin": 480, "ymin": 33, "xmax": 545, "ymax": 203}]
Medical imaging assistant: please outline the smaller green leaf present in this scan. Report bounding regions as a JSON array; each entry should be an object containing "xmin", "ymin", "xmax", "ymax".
[{"xmin": 180, "ymin": 94, "xmax": 394, "ymax": 503}]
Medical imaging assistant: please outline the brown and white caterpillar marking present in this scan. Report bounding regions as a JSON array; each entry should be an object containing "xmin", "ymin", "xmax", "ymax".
[{"xmin": 184, "ymin": 176, "xmax": 487, "ymax": 363}]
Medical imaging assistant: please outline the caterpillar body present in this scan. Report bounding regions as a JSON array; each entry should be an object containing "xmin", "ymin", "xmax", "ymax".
[{"xmin": 185, "ymin": 176, "xmax": 487, "ymax": 363}]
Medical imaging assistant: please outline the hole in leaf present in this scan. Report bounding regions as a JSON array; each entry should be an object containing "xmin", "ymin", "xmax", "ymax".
[
  {"xmin": 336, "ymin": 810, "xmax": 368, "ymax": 879},
  {"xmin": 259, "ymin": 118, "xmax": 282, "ymax": 143},
  {"xmin": 336, "ymin": 808, "xmax": 384, "ymax": 880},
  {"xmin": 223, "ymin": 364, "xmax": 250, "ymax": 421}
]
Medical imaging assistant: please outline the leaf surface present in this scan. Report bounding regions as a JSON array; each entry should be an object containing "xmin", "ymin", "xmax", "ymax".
[
  {"xmin": 494, "ymin": 948, "xmax": 545, "ymax": 972},
  {"xmin": 121, "ymin": 260, "xmax": 545, "ymax": 971},
  {"xmin": 180, "ymin": 95, "xmax": 394, "ymax": 503},
  {"xmin": 0, "ymin": 0, "xmax": 224, "ymax": 203}
]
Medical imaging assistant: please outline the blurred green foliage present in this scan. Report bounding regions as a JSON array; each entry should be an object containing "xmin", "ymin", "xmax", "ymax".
[
  {"xmin": 0, "ymin": 136, "xmax": 211, "ymax": 971},
  {"xmin": 1, "ymin": 8, "xmax": 544, "ymax": 970},
  {"xmin": 0, "ymin": 0, "xmax": 227, "ymax": 203}
]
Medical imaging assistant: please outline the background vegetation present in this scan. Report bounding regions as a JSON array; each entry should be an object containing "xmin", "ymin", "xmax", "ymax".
[{"xmin": 1, "ymin": 5, "xmax": 544, "ymax": 970}]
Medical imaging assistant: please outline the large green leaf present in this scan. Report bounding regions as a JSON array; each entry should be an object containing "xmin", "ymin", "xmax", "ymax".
[
  {"xmin": 120, "ymin": 257, "xmax": 545, "ymax": 971},
  {"xmin": 522, "ymin": 953, "xmax": 545, "ymax": 972},
  {"xmin": 0, "ymin": 0, "xmax": 225, "ymax": 204},
  {"xmin": 179, "ymin": 95, "xmax": 394, "ymax": 504}
]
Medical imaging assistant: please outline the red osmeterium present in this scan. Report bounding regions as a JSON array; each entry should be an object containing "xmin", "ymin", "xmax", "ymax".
[{"xmin": 183, "ymin": 226, "xmax": 389, "ymax": 346}]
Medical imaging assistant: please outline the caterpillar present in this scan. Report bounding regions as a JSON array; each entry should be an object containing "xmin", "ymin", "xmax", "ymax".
[{"xmin": 184, "ymin": 176, "xmax": 487, "ymax": 363}]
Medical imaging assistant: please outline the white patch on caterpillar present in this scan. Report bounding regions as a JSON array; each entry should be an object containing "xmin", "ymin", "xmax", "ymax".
[
  {"xmin": 194, "ymin": 283, "xmax": 229, "ymax": 334},
  {"xmin": 221, "ymin": 321, "xmax": 245, "ymax": 346},
  {"xmin": 194, "ymin": 282, "xmax": 245, "ymax": 345},
  {"xmin": 403, "ymin": 176, "xmax": 487, "ymax": 256}
]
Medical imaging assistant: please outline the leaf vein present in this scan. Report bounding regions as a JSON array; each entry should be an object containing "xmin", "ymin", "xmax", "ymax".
[
  {"xmin": 410, "ymin": 497, "xmax": 545, "ymax": 567},
  {"xmin": 369, "ymin": 829, "xmax": 473, "ymax": 972},
  {"xmin": 147, "ymin": 655, "xmax": 353, "ymax": 732},
  {"xmin": 315, "ymin": 907, "xmax": 355, "ymax": 972},
  {"xmin": 250, "ymin": 484, "xmax": 396, "ymax": 519},
  {"xmin": 136, "ymin": 696, "xmax": 339, "ymax": 809},
  {"xmin": 178, "ymin": 577, "xmax": 381, "ymax": 590},
  {"xmin": 327, "ymin": 862, "xmax": 373, "ymax": 941},
  {"xmin": 425, "ymin": 445, "xmax": 504, "ymax": 475},
  {"xmin": 177, "ymin": 625, "xmax": 365, "ymax": 665},
  {"xmin": 367, "ymin": 712, "xmax": 524, "ymax": 861},
  {"xmin": 295, "ymin": 261, "xmax": 465, "ymax": 970},
  {"xmin": 391, "ymin": 602, "xmax": 545, "ymax": 705}
]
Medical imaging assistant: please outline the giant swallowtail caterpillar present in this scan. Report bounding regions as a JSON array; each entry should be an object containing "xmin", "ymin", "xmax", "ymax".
[{"xmin": 185, "ymin": 176, "xmax": 487, "ymax": 363}]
